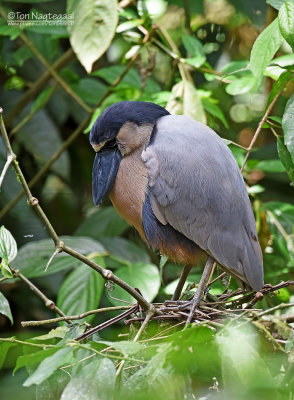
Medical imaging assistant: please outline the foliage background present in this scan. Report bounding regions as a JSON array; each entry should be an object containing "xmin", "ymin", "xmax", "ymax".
[{"xmin": 0, "ymin": 0, "xmax": 294, "ymax": 399}]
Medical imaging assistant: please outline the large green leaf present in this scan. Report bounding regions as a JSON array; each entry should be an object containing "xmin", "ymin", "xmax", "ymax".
[
  {"xmin": 70, "ymin": 78, "xmax": 107, "ymax": 105},
  {"xmin": 14, "ymin": 348, "xmax": 59, "ymax": 374},
  {"xmin": 225, "ymin": 75, "xmax": 256, "ymax": 95},
  {"xmin": 182, "ymin": 35, "xmax": 206, "ymax": 68},
  {"xmin": 0, "ymin": 226, "xmax": 17, "ymax": 263},
  {"xmin": 166, "ymin": 81, "xmax": 206, "ymax": 124},
  {"xmin": 23, "ymin": 347, "xmax": 74, "ymax": 387},
  {"xmin": 0, "ymin": 291, "xmax": 13, "ymax": 324},
  {"xmin": 266, "ymin": 70, "xmax": 292, "ymax": 108},
  {"xmin": 67, "ymin": 0, "xmax": 118, "ymax": 73},
  {"xmin": 250, "ymin": 18, "xmax": 283, "ymax": 86},
  {"xmin": 99, "ymin": 237, "xmax": 150, "ymax": 268},
  {"xmin": 16, "ymin": 108, "xmax": 70, "ymax": 180},
  {"xmin": 279, "ymin": 2, "xmax": 294, "ymax": 51},
  {"xmin": 277, "ymin": 137, "xmax": 294, "ymax": 183},
  {"xmin": 0, "ymin": 342, "xmax": 17, "ymax": 369},
  {"xmin": 61, "ymin": 358, "xmax": 116, "ymax": 400},
  {"xmin": 74, "ymin": 207, "xmax": 129, "ymax": 239},
  {"xmin": 267, "ymin": 0, "xmax": 294, "ymax": 10},
  {"xmin": 109, "ymin": 263, "xmax": 160, "ymax": 305},
  {"xmin": 57, "ymin": 259, "xmax": 104, "ymax": 323},
  {"xmin": 11, "ymin": 236, "xmax": 105, "ymax": 278},
  {"xmin": 282, "ymin": 94, "xmax": 294, "ymax": 163}
]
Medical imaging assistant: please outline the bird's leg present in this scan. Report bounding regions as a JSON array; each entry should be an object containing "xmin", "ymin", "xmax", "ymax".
[
  {"xmin": 171, "ymin": 264, "xmax": 193, "ymax": 301},
  {"xmin": 185, "ymin": 256, "xmax": 214, "ymax": 325}
]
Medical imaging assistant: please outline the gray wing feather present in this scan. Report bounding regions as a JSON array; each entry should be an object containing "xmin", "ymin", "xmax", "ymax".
[{"xmin": 142, "ymin": 115, "xmax": 263, "ymax": 290}]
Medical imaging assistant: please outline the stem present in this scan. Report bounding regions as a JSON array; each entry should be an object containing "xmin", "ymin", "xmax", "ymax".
[
  {"xmin": 0, "ymin": 337, "xmax": 54, "ymax": 348},
  {"xmin": 0, "ymin": 153, "xmax": 15, "ymax": 190},
  {"xmin": 21, "ymin": 306, "xmax": 133, "ymax": 327},
  {"xmin": 241, "ymin": 74, "xmax": 294, "ymax": 172},
  {"xmin": 4, "ymin": 49, "xmax": 75, "ymax": 128},
  {"xmin": 12, "ymin": 269, "xmax": 66, "ymax": 318}
]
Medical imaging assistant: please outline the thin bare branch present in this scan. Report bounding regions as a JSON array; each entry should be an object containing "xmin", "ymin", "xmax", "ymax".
[
  {"xmin": 0, "ymin": 152, "xmax": 15, "ymax": 190},
  {"xmin": 241, "ymin": 74, "xmax": 294, "ymax": 172},
  {"xmin": 4, "ymin": 49, "xmax": 75, "ymax": 129},
  {"xmin": 21, "ymin": 305, "xmax": 133, "ymax": 327},
  {"xmin": 12, "ymin": 269, "xmax": 67, "ymax": 318}
]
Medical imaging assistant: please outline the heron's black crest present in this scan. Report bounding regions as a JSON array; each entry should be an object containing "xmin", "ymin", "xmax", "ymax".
[{"xmin": 90, "ymin": 101, "xmax": 170, "ymax": 145}]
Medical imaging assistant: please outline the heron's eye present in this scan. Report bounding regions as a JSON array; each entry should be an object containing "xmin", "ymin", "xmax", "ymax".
[{"xmin": 107, "ymin": 138, "xmax": 116, "ymax": 148}]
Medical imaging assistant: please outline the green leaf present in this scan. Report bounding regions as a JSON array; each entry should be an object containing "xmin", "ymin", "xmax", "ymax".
[
  {"xmin": 0, "ymin": 291, "xmax": 13, "ymax": 324},
  {"xmin": 202, "ymin": 98, "xmax": 229, "ymax": 128},
  {"xmin": 267, "ymin": 0, "xmax": 294, "ymax": 10},
  {"xmin": 12, "ymin": 236, "xmax": 105, "ymax": 278},
  {"xmin": 99, "ymin": 237, "xmax": 150, "ymax": 268},
  {"xmin": 23, "ymin": 347, "xmax": 74, "ymax": 387},
  {"xmin": 14, "ymin": 348, "xmax": 59, "ymax": 374},
  {"xmin": 116, "ymin": 18, "xmax": 144, "ymax": 33},
  {"xmin": 57, "ymin": 259, "xmax": 104, "ymax": 323},
  {"xmin": 277, "ymin": 137, "xmax": 294, "ymax": 183},
  {"xmin": 0, "ymin": 226, "xmax": 17, "ymax": 263},
  {"xmin": 12, "ymin": 46, "xmax": 33, "ymax": 67},
  {"xmin": 74, "ymin": 207, "xmax": 129, "ymax": 239},
  {"xmin": 182, "ymin": 35, "xmax": 206, "ymax": 68},
  {"xmin": 67, "ymin": 0, "xmax": 118, "ymax": 73},
  {"xmin": 61, "ymin": 358, "xmax": 116, "ymax": 400},
  {"xmin": 97, "ymin": 340, "xmax": 143, "ymax": 356},
  {"xmin": 70, "ymin": 78, "xmax": 107, "ymax": 105},
  {"xmin": 254, "ymin": 159, "xmax": 286, "ymax": 173},
  {"xmin": 166, "ymin": 81, "xmax": 206, "ymax": 124},
  {"xmin": 0, "ymin": 342, "xmax": 17, "ymax": 369},
  {"xmin": 109, "ymin": 263, "xmax": 160, "ymax": 305},
  {"xmin": 282, "ymin": 94, "xmax": 294, "ymax": 163},
  {"xmin": 0, "ymin": 18, "xmax": 20, "ymax": 39},
  {"xmin": 250, "ymin": 18, "xmax": 283, "ymax": 86},
  {"xmin": 266, "ymin": 70, "xmax": 292, "ymax": 108},
  {"xmin": 225, "ymin": 75, "xmax": 256, "ymax": 95},
  {"xmin": 217, "ymin": 325, "xmax": 272, "ymax": 388},
  {"xmin": 31, "ymin": 87, "xmax": 54, "ymax": 114},
  {"xmin": 279, "ymin": 2, "xmax": 294, "ymax": 51},
  {"xmin": 137, "ymin": 0, "xmax": 168, "ymax": 19}
]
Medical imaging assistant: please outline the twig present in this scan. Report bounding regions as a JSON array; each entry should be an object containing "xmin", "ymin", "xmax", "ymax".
[
  {"xmin": 116, "ymin": 308, "xmax": 155, "ymax": 377},
  {"xmin": 241, "ymin": 73, "xmax": 294, "ymax": 172},
  {"xmin": 0, "ymin": 152, "xmax": 15, "ymax": 190},
  {"xmin": 10, "ymin": 83, "xmax": 58, "ymax": 137},
  {"xmin": 0, "ymin": 7, "xmax": 92, "ymax": 115},
  {"xmin": 21, "ymin": 305, "xmax": 133, "ymax": 327},
  {"xmin": 4, "ymin": 49, "xmax": 75, "ymax": 128},
  {"xmin": 12, "ymin": 269, "xmax": 66, "ymax": 318},
  {"xmin": 0, "ymin": 337, "xmax": 54, "ymax": 349},
  {"xmin": 259, "ymin": 302, "xmax": 294, "ymax": 317},
  {"xmin": 71, "ymin": 342, "xmax": 147, "ymax": 364},
  {"xmin": 76, "ymin": 305, "xmax": 139, "ymax": 341}
]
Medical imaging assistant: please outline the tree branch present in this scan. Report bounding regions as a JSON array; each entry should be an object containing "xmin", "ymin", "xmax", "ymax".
[
  {"xmin": 21, "ymin": 305, "xmax": 133, "ymax": 327},
  {"xmin": 4, "ymin": 49, "xmax": 75, "ymax": 129},
  {"xmin": 241, "ymin": 74, "xmax": 294, "ymax": 172}
]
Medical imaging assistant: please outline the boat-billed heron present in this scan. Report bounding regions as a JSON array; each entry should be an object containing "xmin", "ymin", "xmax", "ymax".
[{"xmin": 89, "ymin": 101, "xmax": 264, "ymax": 321}]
